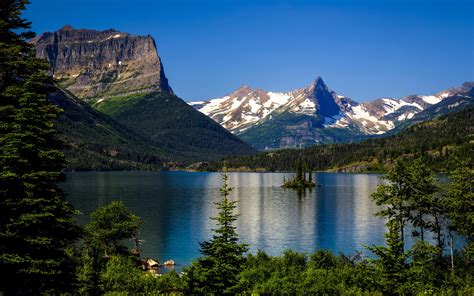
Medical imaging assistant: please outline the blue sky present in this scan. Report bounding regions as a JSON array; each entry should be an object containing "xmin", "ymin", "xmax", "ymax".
[{"xmin": 26, "ymin": 0, "xmax": 473, "ymax": 101}]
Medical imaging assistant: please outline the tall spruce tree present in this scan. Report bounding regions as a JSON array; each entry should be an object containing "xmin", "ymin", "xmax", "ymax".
[
  {"xmin": 186, "ymin": 168, "xmax": 248, "ymax": 294},
  {"xmin": 0, "ymin": 1, "xmax": 81, "ymax": 294},
  {"xmin": 444, "ymin": 159, "xmax": 474, "ymax": 261},
  {"xmin": 367, "ymin": 219, "xmax": 408, "ymax": 295},
  {"xmin": 371, "ymin": 159, "xmax": 416, "ymax": 252}
]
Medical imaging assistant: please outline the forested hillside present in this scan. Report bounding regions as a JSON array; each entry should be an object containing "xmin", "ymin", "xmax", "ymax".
[
  {"xmin": 50, "ymin": 89, "xmax": 165, "ymax": 170},
  {"xmin": 94, "ymin": 92, "xmax": 257, "ymax": 162},
  {"xmin": 211, "ymin": 107, "xmax": 474, "ymax": 172}
]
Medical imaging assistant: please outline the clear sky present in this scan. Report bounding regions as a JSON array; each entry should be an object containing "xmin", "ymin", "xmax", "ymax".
[{"xmin": 25, "ymin": 0, "xmax": 473, "ymax": 102}]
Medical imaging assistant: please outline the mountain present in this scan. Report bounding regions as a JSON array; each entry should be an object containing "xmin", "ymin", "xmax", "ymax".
[
  {"xmin": 49, "ymin": 88, "xmax": 165, "ymax": 170},
  {"xmin": 191, "ymin": 78, "xmax": 473, "ymax": 150},
  {"xmin": 388, "ymin": 81, "xmax": 474, "ymax": 134},
  {"xmin": 93, "ymin": 91, "xmax": 257, "ymax": 162},
  {"xmin": 206, "ymin": 107, "xmax": 474, "ymax": 173},
  {"xmin": 35, "ymin": 26, "xmax": 256, "ymax": 163},
  {"xmin": 34, "ymin": 25, "xmax": 172, "ymax": 101}
]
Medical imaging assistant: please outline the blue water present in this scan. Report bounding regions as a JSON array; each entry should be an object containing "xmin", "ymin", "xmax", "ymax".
[{"xmin": 62, "ymin": 171, "xmax": 388, "ymax": 268}]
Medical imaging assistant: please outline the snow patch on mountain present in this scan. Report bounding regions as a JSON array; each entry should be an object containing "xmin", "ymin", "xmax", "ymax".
[{"xmin": 189, "ymin": 78, "xmax": 464, "ymax": 138}]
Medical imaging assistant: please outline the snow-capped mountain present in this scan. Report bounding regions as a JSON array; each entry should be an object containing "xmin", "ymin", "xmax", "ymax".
[
  {"xmin": 190, "ymin": 78, "xmax": 473, "ymax": 149},
  {"xmin": 190, "ymin": 86, "xmax": 294, "ymax": 133}
]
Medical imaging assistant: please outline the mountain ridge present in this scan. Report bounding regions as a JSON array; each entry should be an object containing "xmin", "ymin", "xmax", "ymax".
[
  {"xmin": 34, "ymin": 26, "xmax": 257, "ymax": 165},
  {"xmin": 34, "ymin": 26, "xmax": 172, "ymax": 101},
  {"xmin": 191, "ymin": 78, "xmax": 473, "ymax": 149}
]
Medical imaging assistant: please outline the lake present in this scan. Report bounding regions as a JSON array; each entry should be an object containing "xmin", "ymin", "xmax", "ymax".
[{"xmin": 62, "ymin": 171, "xmax": 388, "ymax": 269}]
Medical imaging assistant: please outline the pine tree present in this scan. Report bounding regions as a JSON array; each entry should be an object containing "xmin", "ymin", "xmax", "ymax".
[
  {"xmin": 444, "ymin": 158, "xmax": 474, "ymax": 261},
  {"xmin": 0, "ymin": 1, "xmax": 81, "ymax": 293},
  {"xmin": 368, "ymin": 219, "xmax": 408, "ymax": 295},
  {"xmin": 406, "ymin": 159, "xmax": 440, "ymax": 246},
  {"xmin": 186, "ymin": 168, "xmax": 248, "ymax": 294},
  {"xmin": 84, "ymin": 200, "xmax": 143, "ymax": 257},
  {"xmin": 371, "ymin": 159, "xmax": 413, "ymax": 252}
]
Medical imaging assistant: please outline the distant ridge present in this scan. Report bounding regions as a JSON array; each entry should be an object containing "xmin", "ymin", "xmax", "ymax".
[{"xmin": 191, "ymin": 78, "xmax": 474, "ymax": 150}]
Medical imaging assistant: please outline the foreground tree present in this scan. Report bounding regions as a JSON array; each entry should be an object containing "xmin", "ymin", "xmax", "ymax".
[
  {"xmin": 444, "ymin": 159, "xmax": 474, "ymax": 262},
  {"xmin": 0, "ymin": 1, "xmax": 81, "ymax": 294},
  {"xmin": 368, "ymin": 220, "xmax": 408, "ymax": 295},
  {"xmin": 186, "ymin": 169, "xmax": 248, "ymax": 294},
  {"xmin": 84, "ymin": 200, "xmax": 143, "ymax": 256},
  {"xmin": 78, "ymin": 200, "xmax": 143, "ymax": 294},
  {"xmin": 371, "ymin": 158, "xmax": 439, "ymax": 252}
]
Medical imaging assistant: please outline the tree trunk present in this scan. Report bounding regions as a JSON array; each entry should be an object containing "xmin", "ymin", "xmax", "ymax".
[
  {"xmin": 400, "ymin": 217, "xmax": 405, "ymax": 253},
  {"xmin": 449, "ymin": 231, "xmax": 455, "ymax": 274}
]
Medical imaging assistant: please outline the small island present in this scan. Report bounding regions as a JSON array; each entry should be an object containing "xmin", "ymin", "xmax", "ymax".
[{"xmin": 282, "ymin": 160, "xmax": 315, "ymax": 189}]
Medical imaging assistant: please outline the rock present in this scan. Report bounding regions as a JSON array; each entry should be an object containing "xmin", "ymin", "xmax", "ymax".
[
  {"xmin": 146, "ymin": 258, "xmax": 160, "ymax": 269},
  {"xmin": 163, "ymin": 259, "xmax": 175, "ymax": 266},
  {"xmin": 33, "ymin": 25, "xmax": 172, "ymax": 102}
]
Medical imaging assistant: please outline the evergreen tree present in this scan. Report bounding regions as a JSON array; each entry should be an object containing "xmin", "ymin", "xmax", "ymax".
[
  {"xmin": 444, "ymin": 159, "xmax": 474, "ymax": 261},
  {"xmin": 371, "ymin": 159, "xmax": 415, "ymax": 252},
  {"xmin": 367, "ymin": 219, "xmax": 408, "ymax": 295},
  {"xmin": 406, "ymin": 159, "xmax": 440, "ymax": 247},
  {"xmin": 0, "ymin": 1, "xmax": 81, "ymax": 293},
  {"xmin": 186, "ymin": 169, "xmax": 248, "ymax": 294},
  {"xmin": 84, "ymin": 200, "xmax": 143, "ymax": 257},
  {"xmin": 295, "ymin": 159, "xmax": 303, "ymax": 182},
  {"xmin": 78, "ymin": 201, "xmax": 143, "ymax": 295}
]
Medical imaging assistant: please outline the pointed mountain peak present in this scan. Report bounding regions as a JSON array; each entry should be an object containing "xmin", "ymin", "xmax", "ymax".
[
  {"xmin": 311, "ymin": 76, "xmax": 328, "ymax": 90},
  {"xmin": 314, "ymin": 76, "xmax": 324, "ymax": 84},
  {"xmin": 302, "ymin": 76, "xmax": 329, "ymax": 95}
]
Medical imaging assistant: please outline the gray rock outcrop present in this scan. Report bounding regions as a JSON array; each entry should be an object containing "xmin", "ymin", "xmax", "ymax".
[{"xmin": 33, "ymin": 25, "xmax": 172, "ymax": 101}]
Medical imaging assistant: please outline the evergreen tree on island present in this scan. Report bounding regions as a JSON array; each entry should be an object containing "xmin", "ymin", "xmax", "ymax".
[
  {"xmin": 282, "ymin": 159, "xmax": 315, "ymax": 189},
  {"xmin": 0, "ymin": 1, "xmax": 80, "ymax": 294},
  {"xmin": 186, "ymin": 168, "xmax": 248, "ymax": 294}
]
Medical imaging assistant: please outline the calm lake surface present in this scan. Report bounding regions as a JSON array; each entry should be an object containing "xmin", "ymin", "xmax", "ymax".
[{"xmin": 62, "ymin": 172, "xmax": 388, "ymax": 268}]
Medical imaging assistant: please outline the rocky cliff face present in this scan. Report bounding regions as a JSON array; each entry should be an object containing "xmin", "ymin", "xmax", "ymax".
[{"xmin": 34, "ymin": 25, "xmax": 172, "ymax": 101}]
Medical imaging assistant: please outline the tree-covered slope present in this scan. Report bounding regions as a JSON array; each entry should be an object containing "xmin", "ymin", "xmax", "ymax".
[
  {"xmin": 213, "ymin": 107, "xmax": 474, "ymax": 172},
  {"xmin": 94, "ymin": 92, "xmax": 257, "ymax": 162},
  {"xmin": 240, "ymin": 110, "xmax": 368, "ymax": 150},
  {"xmin": 388, "ymin": 91, "xmax": 474, "ymax": 135},
  {"xmin": 50, "ymin": 89, "xmax": 165, "ymax": 170}
]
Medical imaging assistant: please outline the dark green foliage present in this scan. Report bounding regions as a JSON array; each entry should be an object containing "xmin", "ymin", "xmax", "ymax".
[
  {"xmin": 282, "ymin": 159, "xmax": 315, "ymax": 188},
  {"xmin": 94, "ymin": 92, "xmax": 257, "ymax": 163},
  {"xmin": 84, "ymin": 200, "xmax": 143, "ymax": 257},
  {"xmin": 99, "ymin": 256, "xmax": 184, "ymax": 294},
  {"xmin": 186, "ymin": 169, "xmax": 248, "ymax": 294},
  {"xmin": 75, "ymin": 201, "xmax": 187, "ymax": 295},
  {"xmin": 370, "ymin": 159, "xmax": 439, "ymax": 251},
  {"xmin": 367, "ymin": 220, "xmax": 408, "ymax": 295},
  {"xmin": 444, "ymin": 160, "xmax": 474, "ymax": 261},
  {"xmin": 238, "ymin": 249, "xmax": 383, "ymax": 294},
  {"xmin": 211, "ymin": 108, "xmax": 474, "ymax": 173},
  {"xmin": 50, "ymin": 89, "xmax": 165, "ymax": 171},
  {"xmin": 0, "ymin": 1, "xmax": 81, "ymax": 293}
]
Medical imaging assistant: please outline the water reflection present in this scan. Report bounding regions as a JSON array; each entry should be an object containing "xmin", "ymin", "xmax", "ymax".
[{"xmin": 62, "ymin": 171, "xmax": 386, "ymax": 266}]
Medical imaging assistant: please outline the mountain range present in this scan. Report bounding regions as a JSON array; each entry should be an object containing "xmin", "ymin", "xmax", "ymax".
[
  {"xmin": 33, "ymin": 26, "xmax": 472, "ymax": 169},
  {"xmin": 191, "ymin": 78, "xmax": 473, "ymax": 150},
  {"xmin": 34, "ymin": 26, "xmax": 255, "ymax": 169}
]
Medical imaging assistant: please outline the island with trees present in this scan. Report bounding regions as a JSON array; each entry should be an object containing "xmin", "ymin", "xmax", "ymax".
[{"xmin": 282, "ymin": 159, "xmax": 315, "ymax": 189}]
